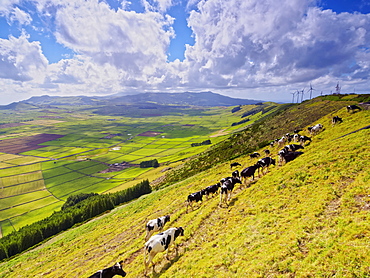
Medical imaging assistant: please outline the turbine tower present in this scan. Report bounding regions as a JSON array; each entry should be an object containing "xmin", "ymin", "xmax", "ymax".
[{"xmin": 308, "ymin": 83, "xmax": 315, "ymax": 99}]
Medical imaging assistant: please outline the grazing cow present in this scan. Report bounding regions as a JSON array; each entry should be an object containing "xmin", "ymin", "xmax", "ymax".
[
  {"xmin": 144, "ymin": 227, "xmax": 184, "ymax": 275},
  {"xmin": 294, "ymin": 129, "xmax": 303, "ymax": 134},
  {"xmin": 249, "ymin": 152, "xmax": 260, "ymax": 159},
  {"xmin": 299, "ymin": 135, "xmax": 312, "ymax": 146},
  {"xmin": 256, "ymin": 157, "xmax": 275, "ymax": 176},
  {"xmin": 332, "ymin": 116, "xmax": 343, "ymax": 126},
  {"xmin": 219, "ymin": 177, "xmax": 242, "ymax": 205},
  {"xmin": 145, "ymin": 215, "xmax": 171, "ymax": 241},
  {"xmin": 186, "ymin": 190, "xmax": 205, "ymax": 212},
  {"xmin": 284, "ymin": 144, "xmax": 304, "ymax": 152},
  {"xmin": 347, "ymin": 105, "xmax": 361, "ymax": 113},
  {"xmin": 293, "ymin": 133, "xmax": 300, "ymax": 143},
  {"xmin": 88, "ymin": 261, "xmax": 126, "ymax": 278},
  {"xmin": 230, "ymin": 162, "xmax": 241, "ymax": 169},
  {"xmin": 264, "ymin": 149, "xmax": 270, "ymax": 156},
  {"xmin": 232, "ymin": 170, "xmax": 240, "ymax": 179},
  {"xmin": 280, "ymin": 151, "xmax": 304, "ymax": 164},
  {"xmin": 240, "ymin": 164, "xmax": 260, "ymax": 184},
  {"xmin": 204, "ymin": 183, "xmax": 221, "ymax": 198},
  {"xmin": 278, "ymin": 136, "xmax": 287, "ymax": 148},
  {"xmin": 308, "ymin": 123, "xmax": 323, "ymax": 136}
]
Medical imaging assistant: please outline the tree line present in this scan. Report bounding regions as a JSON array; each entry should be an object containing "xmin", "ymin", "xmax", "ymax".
[{"xmin": 0, "ymin": 180, "xmax": 151, "ymax": 261}]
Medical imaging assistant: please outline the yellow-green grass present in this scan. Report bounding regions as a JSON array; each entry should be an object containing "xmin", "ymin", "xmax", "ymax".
[
  {"xmin": 0, "ymin": 109, "xmax": 368, "ymax": 277},
  {"xmin": 112, "ymin": 167, "xmax": 151, "ymax": 179},
  {"xmin": 0, "ymin": 190, "xmax": 51, "ymax": 211},
  {"xmin": 0, "ymin": 180, "xmax": 44, "ymax": 198},
  {"xmin": 0, "ymin": 195, "xmax": 57, "ymax": 221}
]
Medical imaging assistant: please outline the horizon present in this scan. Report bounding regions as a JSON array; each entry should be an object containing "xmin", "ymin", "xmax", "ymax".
[{"xmin": 1, "ymin": 0, "xmax": 370, "ymax": 105}]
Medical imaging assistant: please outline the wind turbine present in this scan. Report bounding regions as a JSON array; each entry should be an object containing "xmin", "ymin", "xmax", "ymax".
[
  {"xmin": 290, "ymin": 91, "xmax": 297, "ymax": 103},
  {"xmin": 335, "ymin": 82, "xmax": 341, "ymax": 95},
  {"xmin": 300, "ymin": 88, "xmax": 305, "ymax": 102},
  {"xmin": 308, "ymin": 83, "xmax": 315, "ymax": 99}
]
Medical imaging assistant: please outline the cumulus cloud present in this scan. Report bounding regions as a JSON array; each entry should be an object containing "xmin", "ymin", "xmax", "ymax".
[
  {"xmin": 1, "ymin": 0, "xmax": 370, "ymax": 104},
  {"xmin": 0, "ymin": 33, "xmax": 48, "ymax": 82},
  {"xmin": 184, "ymin": 0, "xmax": 370, "ymax": 92}
]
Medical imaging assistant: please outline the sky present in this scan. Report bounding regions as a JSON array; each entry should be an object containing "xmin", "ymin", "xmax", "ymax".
[{"xmin": 0, "ymin": 0, "xmax": 370, "ymax": 105}]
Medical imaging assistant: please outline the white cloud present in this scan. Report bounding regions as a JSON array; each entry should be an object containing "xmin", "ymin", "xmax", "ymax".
[
  {"xmin": 0, "ymin": 33, "xmax": 48, "ymax": 82},
  {"xmin": 9, "ymin": 7, "xmax": 32, "ymax": 25},
  {"xmin": 184, "ymin": 0, "xmax": 370, "ymax": 96}
]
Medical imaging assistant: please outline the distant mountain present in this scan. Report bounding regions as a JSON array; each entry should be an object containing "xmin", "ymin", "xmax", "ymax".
[{"xmin": 0, "ymin": 92, "xmax": 263, "ymax": 109}]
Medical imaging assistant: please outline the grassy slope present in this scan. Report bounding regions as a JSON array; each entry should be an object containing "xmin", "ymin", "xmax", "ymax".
[{"xmin": 0, "ymin": 101, "xmax": 369, "ymax": 277}]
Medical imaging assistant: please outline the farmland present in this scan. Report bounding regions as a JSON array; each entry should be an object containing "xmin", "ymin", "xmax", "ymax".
[
  {"xmin": 0, "ymin": 95, "xmax": 369, "ymax": 277},
  {"xmin": 0, "ymin": 102, "xmax": 276, "ymax": 236}
]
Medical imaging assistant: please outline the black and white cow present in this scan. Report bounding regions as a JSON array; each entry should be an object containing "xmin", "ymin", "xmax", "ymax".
[
  {"xmin": 263, "ymin": 149, "xmax": 271, "ymax": 156},
  {"xmin": 232, "ymin": 170, "xmax": 240, "ymax": 179},
  {"xmin": 186, "ymin": 190, "xmax": 205, "ymax": 212},
  {"xmin": 249, "ymin": 152, "xmax": 260, "ymax": 159},
  {"xmin": 299, "ymin": 135, "xmax": 312, "ymax": 146},
  {"xmin": 204, "ymin": 183, "xmax": 221, "ymax": 198},
  {"xmin": 332, "ymin": 116, "xmax": 343, "ymax": 126},
  {"xmin": 347, "ymin": 105, "xmax": 361, "ymax": 113},
  {"xmin": 280, "ymin": 151, "xmax": 304, "ymax": 164},
  {"xmin": 88, "ymin": 261, "xmax": 126, "ymax": 278},
  {"xmin": 145, "ymin": 215, "xmax": 171, "ymax": 241},
  {"xmin": 219, "ymin": 177, "xmax": 241, "ymax": 205},
  {"xmin": 256, "ymin": 157, "xmax": 275, "ymax": 176},
  {"xmin": 308, "ymin": 123, "xmax": 323, "ymax": 135},
  {"xmin": 230, "ymin": 162, "xmax": 241, "ymax": 169},
  {"xmin": 144, "ymin": 227, "xmax": 184, "ymax": 275},
  {"xmin": 283, "ymin": 144, "xmax": 304, "ymax": 152},
  {"xmin": 240, "ymin": 164, "xmax": 260, "ymax": 184}
]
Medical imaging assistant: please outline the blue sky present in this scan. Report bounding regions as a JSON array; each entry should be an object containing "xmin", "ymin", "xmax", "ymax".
[{"xmin": 0, "ymin": 0, "xmax": 369, "ymax": 105}]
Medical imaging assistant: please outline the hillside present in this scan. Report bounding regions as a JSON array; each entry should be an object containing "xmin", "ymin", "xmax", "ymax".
[{"xmin": 0, "ymin": 96, "xmax": 369, "ymax": 277}]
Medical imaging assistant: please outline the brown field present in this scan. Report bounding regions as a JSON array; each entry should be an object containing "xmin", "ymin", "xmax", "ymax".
[
  {"xmin": 0, "ymin": 123, "xmax": 27, "ymax": 129},
  {"xmin": 0, "ymin": 134, "xmax": 64, "ymax": 154}
]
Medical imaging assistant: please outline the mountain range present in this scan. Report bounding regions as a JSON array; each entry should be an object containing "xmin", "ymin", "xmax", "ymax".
[{"xmin": 0, "ymin": 92, "xmax": 263, "ymax": 109}]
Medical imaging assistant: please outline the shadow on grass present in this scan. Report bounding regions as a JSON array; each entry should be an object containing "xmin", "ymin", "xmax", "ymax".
[{"xmin": 150, "ymin": 247, "xmax": 184, "ymax": 278}]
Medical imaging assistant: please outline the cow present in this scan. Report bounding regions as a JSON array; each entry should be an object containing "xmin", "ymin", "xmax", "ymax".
[
  {"xmin": 308, "ymin": 123, "xmax": 323, "ymax": 136},
  {"xmin": 144, "ymin": 227, "xmax": 184, "ymax": 275},
  {"xmin": 230, "ymin": 162, "xmax": 241, "ymax": 169},
  {"xmin": 263, "ymin": 149, "xmax": 271, "ymax": 156},
  {"xmin": 249, "ymin": 152, "xmax": 260, "ymax": 159},
  {"xmin": 332, "ymin": 116, "xmax": 343, "ymax": 126},
  {"xmin": 347, "ymin": 105, "xmax": 361, "ymax": 113},
  {"xmin": 88, "ymin": 261, "xmax": 126, "ymax": 278},
  {"xmin": 145, "ymin": 215, "xmax": 171, "ymax": 241},
  {"xmin": 186, "ymin": 190, "xmax": 205, "ymax": 212},
  {"xmin": 240, "ymin": 164, "xmax": 260, "ymax": 185},
  {"xmin": 219, "ymin": 177, "xmax": 241, "ymax": 206},
  {"xmin": 232, "ymin": 170, "xmax": 240, "ymax": 179},
  {"xmin": 293, "ymin": 133, "xmax": 300, "ymax": 143},
  {"xmin": 277, "ymin": 136, "xmax": 287, "ymax": 148},
  {"xmin": 256, "ymin": 157, "xmax": 275, "ymax": 176},
  {"xmin": 284, "ymin": 144, "xmax": 304, "ymax": 152},
  {"xmin": 280, "ymin": 151, "xmax": 304, "ymax": 164},
  {"xmin": 204, "ymin": 183, "xmax": 221, "ymax": 198},
  {"xmin": 299, "ymin": 135, "xmax": 312, "ymax": 146}
]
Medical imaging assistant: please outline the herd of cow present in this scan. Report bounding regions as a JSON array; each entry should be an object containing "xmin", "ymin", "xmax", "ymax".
[{"xmin": 88, "ymin": 105, "xmax": 360, "ymax": 277}]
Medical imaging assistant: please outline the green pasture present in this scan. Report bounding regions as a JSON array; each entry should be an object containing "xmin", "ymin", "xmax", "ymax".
[
  {"xmin": 0, "ymin": 190, "xmax": 51, "ymax": 211},
  {"xmin": 0, "ymin": 102, "xmax": 260, "ymax": 236},
  {"xmin": 1, "ymin": 106, "xmax": 369, "ymax": 277},
  {"xmin": 0, "ymin": 180, "xmax": 44, "ymax": 198},
  {"xmin": 0, "ymin": 195, "xmax": 57, "ymax": 221}
]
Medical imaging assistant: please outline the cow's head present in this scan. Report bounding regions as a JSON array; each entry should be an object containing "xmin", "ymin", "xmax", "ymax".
[
  {"xmin": 112, "ymin": 261, "xmax": 126, "ymax": 277},
  {"xmin": 175, "ymin": 227, "xmax": 184, "ymax": 238}
]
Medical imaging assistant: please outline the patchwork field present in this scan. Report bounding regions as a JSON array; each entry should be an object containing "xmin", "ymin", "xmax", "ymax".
[{"xmin": 0, "ymin": 103, "xmax": 275, "ymax": 236}]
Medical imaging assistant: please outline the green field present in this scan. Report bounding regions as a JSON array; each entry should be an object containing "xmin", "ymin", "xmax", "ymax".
[
  {"xmin": 0, "ymin": 103, "xmax": 272, "ymax": 236},
  {"xmin": 0, "ymin": 100, "xmax": 368, "ymax": 277}
]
